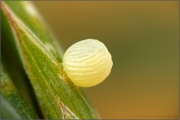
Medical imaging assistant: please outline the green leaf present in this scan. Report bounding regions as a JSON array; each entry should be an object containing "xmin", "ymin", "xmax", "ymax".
[
  {"xmin": 2, "ymin": 2, "xmax": 97, "ymax": 119},
  {"xmin": 3, "ymin": 1, "xmax": 90, "ymax": 107},
  {"xmin": 1, "ymin": 10, "xmax": 43, "ymax": 117},
  {"xmin": 5, "ymin": 1, "xmax": 64, "ymax": 63},
  {"xmin": 1, "ymin": 64, "xmax": 38, "ymax": 119},
  {"xmin": 1, "ymin": 95, "xmax": 21, "ymax": 119}
]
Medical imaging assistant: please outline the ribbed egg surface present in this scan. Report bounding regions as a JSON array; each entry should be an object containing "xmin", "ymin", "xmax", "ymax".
[{"xmin": 63, "ymin": 39, "xmax": 113, "ymax": 87}]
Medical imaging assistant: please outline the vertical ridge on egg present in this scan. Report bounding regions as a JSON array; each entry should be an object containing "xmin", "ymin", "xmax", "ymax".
[{"xmin": 63, "ymin": 39, "xmax": 113, "ymax": 87}]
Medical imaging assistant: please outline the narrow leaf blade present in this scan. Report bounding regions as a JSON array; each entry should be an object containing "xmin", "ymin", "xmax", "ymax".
[
  {"xmin": 2, "ymin": 2, "xmax": 97, "ymax": 119},
  {"xmin": 5, "ymin": 1, "xmax": 64, "ymax": 63},
  {"xmin": 1, "ymin": 64, "xmax": 38, "ymax": 119}
]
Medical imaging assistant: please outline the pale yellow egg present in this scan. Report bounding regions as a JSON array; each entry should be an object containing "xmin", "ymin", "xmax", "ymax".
[{"xmin": 63, "ymin": 39, "xmax": 113, "ymax": 87}]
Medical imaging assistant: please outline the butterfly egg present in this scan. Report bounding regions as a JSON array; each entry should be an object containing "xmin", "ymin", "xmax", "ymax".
[{"xmin": 63, "ymin": 39, "xmax": 113, "ymax": 87}]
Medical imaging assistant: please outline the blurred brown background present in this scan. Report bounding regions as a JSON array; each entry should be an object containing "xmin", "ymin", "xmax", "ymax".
[{"xmin": 33, "ymin": 1, "xmax": 179, "ymax": 119}]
